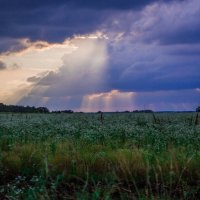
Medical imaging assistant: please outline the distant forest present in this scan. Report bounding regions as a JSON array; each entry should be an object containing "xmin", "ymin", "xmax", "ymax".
[
  {"xmin": 0, "ymin": 103, "xmax": 154, "ymax": 113},
  {"xmin": 0, "ymin": 103, "xmax": 75, "ymax": 113},
  {"xmin": 0, "ymin": 103, "xmax": 199, "ymax": 113},
  {"xmin": 0, "ymin": 103, "xmax": 49, "ymax": 113},
  {"xmin": 0, "ymin": 103, "xmax": 76, "ymax": 113}
]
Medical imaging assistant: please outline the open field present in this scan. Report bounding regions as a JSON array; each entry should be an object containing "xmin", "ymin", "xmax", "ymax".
[{"xmin": 0, "ymin": 112, "xmax": 200, "ymax": 199}]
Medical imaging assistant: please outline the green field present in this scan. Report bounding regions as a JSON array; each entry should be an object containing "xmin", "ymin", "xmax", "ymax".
[{"xmin": 0, "ymin": 112, "xmax": 199, "ymax": 199}]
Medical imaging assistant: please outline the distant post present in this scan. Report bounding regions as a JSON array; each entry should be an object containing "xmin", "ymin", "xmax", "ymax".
[
  {"xmin": 195, "ymin": 106, "xmax": 199, "ymax": 125},
  {"xmin": 98, "ymin": 111, "xmax": 104, "ymax": 124}
]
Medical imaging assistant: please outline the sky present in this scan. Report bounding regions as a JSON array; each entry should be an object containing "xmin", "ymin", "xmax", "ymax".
[{"xmin": 0, "ymin": 0, "xmax": 200, "ymax": 111}]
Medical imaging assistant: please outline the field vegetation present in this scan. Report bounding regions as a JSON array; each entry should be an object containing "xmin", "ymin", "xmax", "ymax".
[{"xmin": 0, "ymin": 112, "xmax": 199, "ymax": 199}]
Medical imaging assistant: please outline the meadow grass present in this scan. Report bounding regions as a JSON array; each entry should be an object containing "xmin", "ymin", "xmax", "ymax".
[{"xmin": 0, "ymin": 112, "xmax": 199, "ymax": 199}]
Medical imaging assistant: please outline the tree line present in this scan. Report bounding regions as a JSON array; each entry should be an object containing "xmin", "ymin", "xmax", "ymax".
[
  {"xmin": 0, "ymin": 103, "xmax": 49, "ymax": 113},
  {"xmin": 0, "ymin": 103, "xmax": 75, "ymax": 114},
  {"xmin": 0, "ymin": 102, "xmax": 199, "ymax": 113}
]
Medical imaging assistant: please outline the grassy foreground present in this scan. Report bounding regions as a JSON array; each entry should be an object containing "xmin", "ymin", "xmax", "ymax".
[{"xmin": 0, "ymin": 112, "xmax": 199, "ymax": 199}]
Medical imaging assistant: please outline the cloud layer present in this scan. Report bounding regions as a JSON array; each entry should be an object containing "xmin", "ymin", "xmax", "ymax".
[
  {"xmin": 18, "ymin": 36, "xmax": 108, "ymax": 110},
  {"xmin": 0, "ymin": 0, "xmax": 200, "ymax": 111},
  {"xmin": 0, "ymin": 0, "xmax": 182, "ymax": 51}
]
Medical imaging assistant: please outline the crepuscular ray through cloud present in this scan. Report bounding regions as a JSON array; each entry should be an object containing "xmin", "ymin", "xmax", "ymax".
[
  {"xmin": 18, "ymin": 34, "xmax": 109, "ymax": 110},
  {"xmin": 0, "ymin": 0, "xmax": 200, "ymax": 111},
  {"xmin": 81, "ymin": 90, "xmax": 135, "ymax": 112}
]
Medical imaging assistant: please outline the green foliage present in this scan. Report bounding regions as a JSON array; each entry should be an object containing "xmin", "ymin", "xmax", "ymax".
[{"xmin": 0, "ymin": 112, "xmax": 200, "ymax": 199}]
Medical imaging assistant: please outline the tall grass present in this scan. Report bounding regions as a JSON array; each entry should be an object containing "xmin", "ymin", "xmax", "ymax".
[{"xmin": 0, "ymin": 112, "xmax": 199, "ymax": 199}]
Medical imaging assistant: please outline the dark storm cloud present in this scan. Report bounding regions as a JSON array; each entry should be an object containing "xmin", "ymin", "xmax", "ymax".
[
  {"xmin": 0, "ymin": 0, "xmax": 183, "ymax": 51},
  {"xmin": 134, "ymin": 89, "xmax": 200, "ymax": 111},
  {"xmin": 0, "ymin": 0, "xmax": 166, "ymax": 11},
  {"xmin": 0, "ymin": 61, "xmax": 7, "ymax": 70},
  {"xmin": 0, "ymin": 38, "xmax": 28, "ymax": 53},
  {"xmin": 107, "ymin": 42, "xmax": 200, "ymax": 92},
  {"xmin": 141, "ymin": 0, "xmax": 200, "ymax": 45},
  {"xmin": 3, "ymin": 0, "xmax": 199, "ymax": 111},
  {"xmin": 114, "ymin": 61, "xmax": 200, "ymax": 91},
  {"xmin": 146, "ymin": 14, "xmax": 200, "ymax": 45},
  {"xmin": 0, "ymin": 7, "xmax": 104, "ymax": 43},
  {"xmin": 135, "ymin": 89, "xmax": 200, "ymax": 106},
  {"xmin": 100, "ymin": 0, "xmax": 200, "ymax": 92},
  {"xmin": 100, "ymin": 0, "xmax": 200, "ymax": 45}
]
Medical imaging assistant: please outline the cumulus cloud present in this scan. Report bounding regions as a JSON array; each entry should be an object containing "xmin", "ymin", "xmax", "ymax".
[
  {"xmin": 81, "ymin": 90, "xmax": 135, "ymax": 112},
  {"xmin": 18, "ymin": 36, "xmax": 109, "ymax": 110}
]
